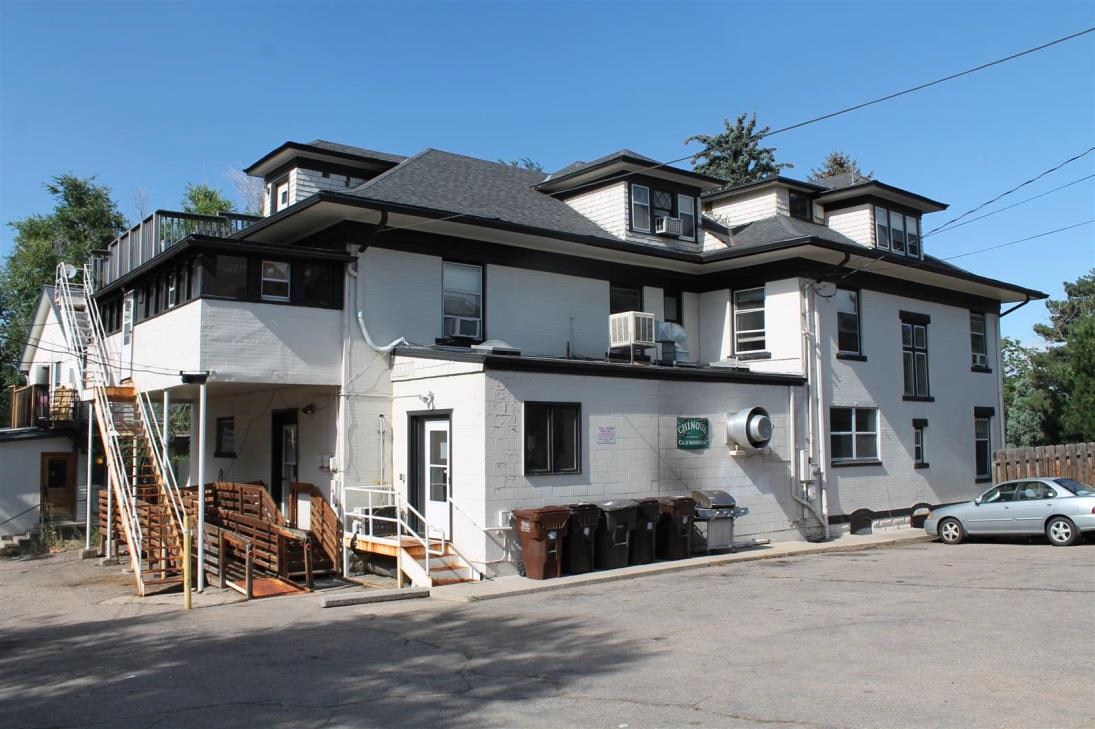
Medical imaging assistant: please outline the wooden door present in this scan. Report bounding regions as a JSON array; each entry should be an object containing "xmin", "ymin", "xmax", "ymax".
[{"xmin": 40, "ymin": 452, "xmax": 77, "ymax": 522}]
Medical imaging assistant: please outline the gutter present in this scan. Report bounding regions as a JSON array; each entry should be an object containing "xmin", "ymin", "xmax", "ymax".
[{"xmin": 1000, "ymin": 294, "xmax": 1032, "ymax": 317}]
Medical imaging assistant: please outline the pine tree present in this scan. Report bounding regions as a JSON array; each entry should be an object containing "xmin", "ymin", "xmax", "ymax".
[{"xmin": 685, "ymin": 113, "xmax": 791, "ymax": 185}]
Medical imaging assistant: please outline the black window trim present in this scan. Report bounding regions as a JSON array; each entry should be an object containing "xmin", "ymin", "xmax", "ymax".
[
  {"xmin": 970, "ymin": 310, "xmax": 992, "ymax": 372},
  {"xmin": 523, "ymin": 401, "xmax": 582, "ymax": 475},
  {"xmin": 628, "ymin": 181, "xmax": 698, "ymax": 242},
  {"xmin": 732, "ymin": 285, "xmax": 767, "ymax": 356},
  {"xmin": 836, "ymin": 286, "xmax": 862, "ymax": 357},
  {"xmin": 215, "ymin": 416, "xmax": 236, "ymax": 458}
]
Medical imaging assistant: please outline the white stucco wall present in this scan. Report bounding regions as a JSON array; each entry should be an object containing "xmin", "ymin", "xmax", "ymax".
[
  {"xmin": 0, "ymin": 436, "xmax": 88, "ymax": 536},
  {"xmin": 746, "ymin": 278, "xmax": 804, "ymax": 376},
  {"xmin": 198, "ymin": 386, "xmax": 338, "ymax": 503},
  {"xmin": 816, "ymin": 287, "xmax": 1004, "ymax": 518},
  {"xmin": 130, "ymin": 301, "xmax": 202, "ymax": 391}
]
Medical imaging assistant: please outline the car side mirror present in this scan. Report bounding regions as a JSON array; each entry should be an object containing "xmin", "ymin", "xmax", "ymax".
[{"xmin": 973, "ymin": 497, "xmax": 981, "ymax": 506}]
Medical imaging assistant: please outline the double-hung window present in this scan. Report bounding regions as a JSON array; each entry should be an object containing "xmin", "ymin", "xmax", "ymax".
[
  {"xmin": 836, "ymin": 288, "xmax": 861, "ymax": 355},
  {"xmin": 970, "ymin": 312, "xmax": 989, "ymax": 370},
  {"xmin": 875, "ymin": 206, "xmax": 922, "ymax": 259},
  {"xmin": 733, "ymin": 287, "xmax": 765, "ymax": 353},
  {"xmin": 900, "ymin": 312, "xmax": 930, "ymax": 399},
  {"xmin": 167, "ymin": 271, "xmax": 178, "ymax": 308},
  {"xmin": 610, "ymin": 284, "xmax": 642, "ymax": 315},
  {"xmin": 631, "ymin": 184, "xmax": 651, "ymax": 232},
  {"xmin": 678, "ymin": 194, "xmax": 696, "ymax": 238},
  {"xmin": 789, "ymin": 191, "xmax": 812, "ymax": 221},
  {"xmin": 442, "ymin": 262, "xmax": 483, "ymax": 340},
  {"xmin": 261, "ymin": 261, "xmax": 291, "ymax": 301},
  {"xmin": 974, "ymin": 411, "xmax": 993, "ymax": 481},
  {"xmin": 830, "ymin": 407, "xmax": 879, "ymax": 464},
  {"xmin": 913, "ymin": 418, "xmax": 928, "ymax": 468},
  {"xmin": 524, "ymin": 402, "xmax": 581, "ymax": 475}
]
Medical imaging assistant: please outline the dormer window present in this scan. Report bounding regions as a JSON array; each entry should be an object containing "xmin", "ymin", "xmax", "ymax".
[
  {"xmin": 789, "ymin": 191, "xmax": 812, "ymax": 221},
  {"xmin": 874, "ymin": 206, "xmax": 922, "ymax": 259},
  {"xmin": 629, "ymin": 183, "xmax": 697, "ymax": 240}
]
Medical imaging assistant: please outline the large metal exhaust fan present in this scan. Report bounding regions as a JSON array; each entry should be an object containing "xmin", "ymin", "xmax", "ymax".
[{"xmin": 726, "ymin": 406, "xmax": 773, "ymax": 451}]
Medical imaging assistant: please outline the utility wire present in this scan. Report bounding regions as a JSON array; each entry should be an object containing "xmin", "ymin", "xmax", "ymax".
[
  {"xmin": 761, "ymin": 27, "xmax": 1095, "ymax": 139},
  {"xmin": 925, "ymin": 146, "xmax": 1095, "ymax": 236},
  {"xmin": 378, "ymin": 27, "xmax": 1095, "ymax": 235},
  {"xmin": 924, "ymin": 174, "xmax": 1095, "ymax": 238},
  {"xmin": 1, "ymin": 333, "xmax": 184, "ymax": 377},
  {"xmin": 938, "ymin": 219, "xmax": 1094, "ymax": 261}
]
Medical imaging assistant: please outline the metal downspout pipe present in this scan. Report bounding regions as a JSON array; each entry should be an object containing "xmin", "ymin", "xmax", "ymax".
[
  {"xmin": 339, "ymin": 262, "xmax": 356, "ymax": 577},
  {"xmin": 794, "ymin": 282, "xmax": 829, "ymax": 539}
]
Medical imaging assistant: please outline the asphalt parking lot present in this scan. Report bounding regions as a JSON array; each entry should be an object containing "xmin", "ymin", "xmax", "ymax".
[{"xmin": 1, "ymin": 537, "xmax": 1092, "ymax": 729}]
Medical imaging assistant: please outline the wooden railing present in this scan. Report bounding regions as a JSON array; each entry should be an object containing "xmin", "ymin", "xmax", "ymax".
[
  {"xmin": 104, "ymin": 210, "xmax": 260, "ymax": 285},
  {"xmin": 289, "ymin": 482, "xmax": 341, "ymax": 573},
  {"xmin": 8, "ymin": 384, "xmax": 79, "ymax": 428},
  {"xmin": 993, "ymin": 443, "xmax": 1095, "ymax": 484}
]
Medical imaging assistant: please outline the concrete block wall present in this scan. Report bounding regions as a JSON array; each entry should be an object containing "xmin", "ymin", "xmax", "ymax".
[{"xmin": 824, "ymin": 204, "xmax": 873, "ymax": 247}]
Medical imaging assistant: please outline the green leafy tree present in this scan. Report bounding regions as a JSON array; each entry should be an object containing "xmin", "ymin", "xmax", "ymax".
[
  {"xmin": 498, "ymin": 157, "xmax": 544, "ymax": 172},
  {"xmin": 1031, "ymin": 271, "xmax": 1095, "ymax": 443},
  {"xmin": 808, "ymin": 151, "xmax": 870, "ymax": 182},
  {"xmin": 0, "ymin": 175, "xmax": 126, "ymax": 424},
  {"xmin": 685, "ymin": 113, "xmax": 792, "ymax": 185},
  {"xmin": 181, "ymin": 182, "xmax": 235, "ymax": 215},
  {"xmin": 1001, "ymin": 337, "xmax": 1051, "ymax": 447}
]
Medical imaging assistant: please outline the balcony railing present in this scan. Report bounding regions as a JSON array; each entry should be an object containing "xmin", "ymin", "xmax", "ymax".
[
  {"xmin": 100, "ymin": 210, "xmax": 261, "ymax": 286},
  {"xmin": 7, "ymin": 384, "xmax": 81, "ymax": 429}
]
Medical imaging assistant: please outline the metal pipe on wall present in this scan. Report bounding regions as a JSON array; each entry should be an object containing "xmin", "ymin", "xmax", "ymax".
[
  {"xmin": 197, "ymin": 381, "xmax": 207, "ymax": 591},
  {"xmin": 84, "ymin": 405, "xmax": 94, "ymax": 550}
]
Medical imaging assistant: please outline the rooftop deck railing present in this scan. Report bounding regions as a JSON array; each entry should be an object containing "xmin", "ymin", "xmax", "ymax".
[
  {"xmin": 100, "ymin": 210, "xmax": 260, "ymax": 286},
  {"xmin": 7, "ymin": 384, "xmax": 81, "ymax": 429}
]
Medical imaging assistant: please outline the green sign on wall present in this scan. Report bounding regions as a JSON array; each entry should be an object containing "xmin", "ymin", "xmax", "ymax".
[{"xmin": 677, "ymin": 417, "xmax": 710, "ymax": 449}]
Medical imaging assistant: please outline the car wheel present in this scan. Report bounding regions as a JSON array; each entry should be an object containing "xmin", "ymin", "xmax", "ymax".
[
  {"xmin": 938, "ymin": 517, "xmax": 965, "ymax": 545},
  {"xmin": 1045, "ymin": 516, "xmax": 1080, "ymax": 546}
]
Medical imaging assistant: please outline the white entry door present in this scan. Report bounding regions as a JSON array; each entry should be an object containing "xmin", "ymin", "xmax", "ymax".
[
  {"xmin": 423, "ymin": 419, "xmax": 450, "ymax": 540},
  {"xmin": 120, "ymin": 290, "xmax": 136, "ymax": 381}
]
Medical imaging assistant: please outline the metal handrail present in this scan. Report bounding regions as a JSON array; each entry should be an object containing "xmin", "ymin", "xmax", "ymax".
[
  {"xmin": 343, "ymin": 485, "xmax": 447, "ymax": 582},
  {"xmin": 135, "ymin": 389, "xmax": 186, "ymax": 540}
]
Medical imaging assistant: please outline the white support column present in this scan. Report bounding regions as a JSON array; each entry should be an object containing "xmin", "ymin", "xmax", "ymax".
[
  {"xmin": 197, "ymin": 381, "xmax": 207, "ymax": 591},
  {"xmin": 162, "ymin": 390, "xmax": 171, "ymax": 468},
  {"xmin": 84, "ymin": 405, "xmax": 94, "ymax": 550}
]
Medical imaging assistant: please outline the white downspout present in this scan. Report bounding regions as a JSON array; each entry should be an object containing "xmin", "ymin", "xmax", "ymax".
[
  {"xmin": 797, "ymin": 282, "xmax": 829, "ymax": 539},
  {"xmin": 356, "ymin": 310, "xmax": 406, "ymax": 353},
  {"xmin": 809, "ymin": 285, "xmax": 831, "ymax": 539},
  {"xmin": 84, "ymin": 404, "xmax": 94, "ymax": 551},
  {"xmin": 197, "ymin": 380, "xmax": 207, "ymax": 591}
]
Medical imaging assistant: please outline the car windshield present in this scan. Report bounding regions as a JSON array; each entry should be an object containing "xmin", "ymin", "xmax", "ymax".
[{"xmin": 1054, "ymin": 478, "xmax": 1095, "ymax": 496}]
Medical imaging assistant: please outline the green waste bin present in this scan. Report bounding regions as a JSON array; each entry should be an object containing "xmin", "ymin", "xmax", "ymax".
[{"xmin": 512, "ymin": 506, "xmax": 570, "ymax": 580}]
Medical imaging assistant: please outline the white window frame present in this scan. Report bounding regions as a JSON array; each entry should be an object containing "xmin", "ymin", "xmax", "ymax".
[
  {"xmin": 442, "ymin": 261, "xmax": 483, "ymax": 340},
  {"xmin": 677, "ymin": 193, "xmax": 696, "ymax": 240},
  {"xmin": 260, "ymin": 260, "xmax": 291, "ymax": 302},
  {"xmin": 631, "ymin": 184, "xmax": 651, "ymax": 233},
  {"xmin": 906, "ymin": 217, "xmax": 921, "ymax": 258},
  {"xmin": 830, "ymin": 406, "xmax": 880, "ymax": 464},
  {"xmin": 733, "ymin": 287, "xmax": 766, "ymax": 354},
  {"xmin": 874, "ymin": 206, "xmax": 890, "ymax": 251},
  {"xmin": 974, "ymin": 417, "xmax": 992, "ymax": 480},
  {"xmin": 167, "ymin": 271, "xmax": 178, "ymax": 308},
  {"xmin": 970, "ymin": 312, "xmax": 988, "ymax": 368}
]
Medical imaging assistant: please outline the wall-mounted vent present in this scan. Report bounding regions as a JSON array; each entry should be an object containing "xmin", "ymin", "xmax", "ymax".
[
  {"xmin": 655, "ymin": 216, "xmax": 683, "ymax": 236},
  {"xmin": 726, "ymin": 406, "xmax": 773, "ymax": 450},
  {"xmin": 610, "ymin": 311, "xmax": 655, "ymax": 348}
]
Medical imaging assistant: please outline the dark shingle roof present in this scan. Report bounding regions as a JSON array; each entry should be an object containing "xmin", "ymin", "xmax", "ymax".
[
  {"xmin": 546, "ymin": 149, "xmax": 660, "ymax": 180},
  {"xmin": 307, "ymin": 139, "xmax": 407, "ymax": 164},
  {"xmin": 811, "ymin": 172, "xmax": 872, "ymax": 190},
  {"xmin": 346, "ymin": 149, "xmax": 616, "ymax": 239},
  {"xmin": 729, "ymin": 215, "xmax": 860, "ymax": 250}
]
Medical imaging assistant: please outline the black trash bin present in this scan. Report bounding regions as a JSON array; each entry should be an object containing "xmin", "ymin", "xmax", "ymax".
[
  {"xmin": 629, "ymin": 498, "xmax": 661, "ymax": 565},
  {"xmin": 512, "ymin": 506, "xmax": 570, "ymax": 580},
  {"xmin": 656, "ymin": 496, "xmax": 695, "ymax": 560},
  {"xmin": 564, "ymin": 503, "xmax": 600, "ymax": 575},
  {"xmin": 594, "ymin": 499, "xmax": 638, "ymax": 570}
]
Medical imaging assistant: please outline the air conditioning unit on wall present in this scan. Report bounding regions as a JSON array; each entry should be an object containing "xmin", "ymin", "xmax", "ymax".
[
  {"xmin": 655, "ymin": 216, "xmax": 683, "ymax": 236},
  {"xmin": 610, "ymin": 311, "xmax": 655, "ymax": 348}
]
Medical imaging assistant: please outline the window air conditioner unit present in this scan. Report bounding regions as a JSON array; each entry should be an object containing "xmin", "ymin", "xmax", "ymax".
[
  {"xmin": 655, "ymin": 216, "xmax": 683, "ymax": 236},
  {"xmin": 610, "ymin": 311, "xmax": 656, "ymax": 348}
]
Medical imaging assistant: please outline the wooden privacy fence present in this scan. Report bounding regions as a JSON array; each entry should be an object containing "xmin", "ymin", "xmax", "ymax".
[{"xmin": 993, "ymin": 443, "xmax": 1095, "ymax": 484}]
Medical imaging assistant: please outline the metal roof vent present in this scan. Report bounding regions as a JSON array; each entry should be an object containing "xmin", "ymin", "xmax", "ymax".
[{"xmin": 472, "ymin": 339, "xmax": 521, "ymax": 356}]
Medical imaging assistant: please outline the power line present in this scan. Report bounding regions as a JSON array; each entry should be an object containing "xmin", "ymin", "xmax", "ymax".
[
  {"xmin": 938, "ymin": 219, "xmax": 1094, "ymax": 261},
  {"xmin": 367, "ymin": 27, "xmax": 1095, "ymax": 240},
  {"xmin": 924, "ymin": 174, "xmax": 1095, "ymax": 238},
  {"xmin": 925, "ymin": 146, "xmax": 1095, "ymax": 236},
  {"xmin": 1, "ymin": 333, "xmax": 184, "ymax": 377},
  {"xmin": 760, "ymin": 27, "xmax": 1095, "ymax": 139}
]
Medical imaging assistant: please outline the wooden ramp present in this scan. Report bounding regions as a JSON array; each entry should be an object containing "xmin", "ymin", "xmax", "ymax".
[{"xmin": 228, "ymin": 576, "xmax": 307, "ymax": 599}]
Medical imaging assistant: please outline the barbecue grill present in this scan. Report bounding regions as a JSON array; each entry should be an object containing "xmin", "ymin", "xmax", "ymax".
[{"xmin": 690, "ymin": 489, "xmax": 749, "ymax": 553}]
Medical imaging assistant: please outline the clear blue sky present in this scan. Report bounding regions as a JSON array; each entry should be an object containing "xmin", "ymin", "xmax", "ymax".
[{"xmin": 1, "ymin": 1, "xmax": 1092, "ymax": 344}]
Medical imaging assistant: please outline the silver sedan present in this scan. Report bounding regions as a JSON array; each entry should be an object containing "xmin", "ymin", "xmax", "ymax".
[{"xmin": 924, "ymin": 477, "xmax": 1095, "ymax": 546}]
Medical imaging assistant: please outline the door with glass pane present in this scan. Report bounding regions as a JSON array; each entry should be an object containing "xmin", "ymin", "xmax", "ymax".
[
  {"xmin": 121, "ymin": 290, "xmax": 135, "ymax": 381},
  {"xmin": 271, "ymin": 409, "xmax": 298, "ymax": 513},
  {"xmin": 423, "ymin": 418, "xmax": 451, "ymax": 540}
]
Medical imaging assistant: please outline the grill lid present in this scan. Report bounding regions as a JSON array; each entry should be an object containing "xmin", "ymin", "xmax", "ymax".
[{"xmin": 691, "ymin": 489, "xmax": 736, "ymax": 508}]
